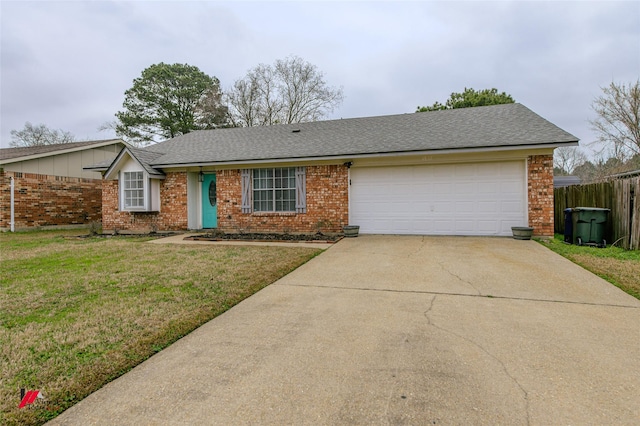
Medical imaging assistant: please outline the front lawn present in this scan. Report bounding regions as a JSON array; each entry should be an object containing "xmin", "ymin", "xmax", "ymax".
[
  {"xmin": 539, "ymin": 234, "xmax": 640, "ymax": 300},
  {"xmin": 0, "ymin": 230, "xmax": 321, "ymax": 426}
]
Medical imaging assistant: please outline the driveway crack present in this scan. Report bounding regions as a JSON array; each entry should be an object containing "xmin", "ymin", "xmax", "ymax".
[
  {"xmin": 412, "ymin": 236, "xmax": 427, "ymax": 257},
  {"xmin": 437, "ymin": 261, "xmax": 481, "ymax": 295},
  {"xmin": 424, "ymin": 296, "xmax": 531, "ymax": 426},
  {"xmin": 277, "ymin": 283, "xmax": 639, "ymax": 309}
]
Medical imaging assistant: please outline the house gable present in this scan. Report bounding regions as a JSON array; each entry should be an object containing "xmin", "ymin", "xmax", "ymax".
[
  {"xmin": 0, "ymin": 139, "xmax": 125, "ymax": 163},
  {"xmin": 0, "ymin": 139, "xmax": 128, "ymax": 230},
  {"xmin": 104, "ymin": 147, "xmax": 165, "ymax": 180},
  {"xmin": 0, "ymin": 139, "xmax": 125, "ymax": 180},
  {"xmin": 104, "ymin": 148, "xmax": 164, "ymax": 213}
]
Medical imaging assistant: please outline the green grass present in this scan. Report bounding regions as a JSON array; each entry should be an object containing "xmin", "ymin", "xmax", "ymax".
[
  {"xmin": 0, "ymin": 230, "xmax": 321, "ymax": 426},
  {"xmin": 538, "ymin": 234, "xmax": 640, "ymax": 300}
]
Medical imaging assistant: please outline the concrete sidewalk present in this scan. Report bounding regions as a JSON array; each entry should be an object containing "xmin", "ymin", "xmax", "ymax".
[
  {"xmin": 148, "ymin": 232, "xmax": 337, "ymax": 250},
  {"xmin": 49, "ymin": 236, "xmax": 640, "ymax": 425}
]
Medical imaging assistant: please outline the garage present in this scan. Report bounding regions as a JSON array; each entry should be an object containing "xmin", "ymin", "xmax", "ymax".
[{"xmin": 349, "ymin": 160, "xmax": 527, "ymax": 236}]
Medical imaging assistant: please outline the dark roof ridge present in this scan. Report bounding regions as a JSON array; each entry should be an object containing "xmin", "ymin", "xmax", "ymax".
[
  {"xmin": 143, "ymin": 103, "xmax": 578, "ymax": 167},
  {"xmin": 155, "ymin": 102, "xmax": 527, "ymax": 140}
]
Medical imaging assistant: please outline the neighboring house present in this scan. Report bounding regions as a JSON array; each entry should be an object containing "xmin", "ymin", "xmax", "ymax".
[
  {"xmin": 554, "ymin": 175, "xmax": 581, "ymax": 188},
  {"xmin": 0, "ymin": 139, "xmax": 126, "ymax": 230},
  {"xmin": 96, "ymin": 104, "xmax": 578, "ymax": 237}
]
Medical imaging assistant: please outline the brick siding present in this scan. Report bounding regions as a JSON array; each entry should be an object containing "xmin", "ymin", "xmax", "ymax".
[
  {"xmin": 218, "ymin": 165, "xmax": 349, "ymax": 234},
  {"xmin": 0, "ymin": 170, "xmax": 102, "ymax": 230},
  {"xmin": 102, "ymin": 172, "xmax": 188, "ymax": 233},
  {"xmin": 527, "ymin": 154, "xmax": 554, "ymax": 237},
  {"xmin": 101, "ymin": 158, "xmax": 554, "ymax": 237},
  {"xmin": 102, "ymin": 165, "xmax": 348, "ymax": 234}
]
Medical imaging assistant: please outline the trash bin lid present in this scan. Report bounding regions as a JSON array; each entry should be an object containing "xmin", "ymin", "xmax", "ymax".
[{"xmin": 573, "ymin": 207, "xmax": 611, "ymax": 212}]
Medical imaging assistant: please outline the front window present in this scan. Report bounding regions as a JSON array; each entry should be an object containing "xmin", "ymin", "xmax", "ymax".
[
  {"xmin": 253, "ymin": 168, "xmax": 296, "ymax": 212},
  {"xmin": 123, "ymin": 171, "xmax": 145, "ymax": 209}
]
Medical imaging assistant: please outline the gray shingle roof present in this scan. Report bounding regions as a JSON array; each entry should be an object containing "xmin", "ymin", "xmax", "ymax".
[
  {"xmin": 102, "ymin": 146, "xmax": 166, "ymax": 178},
  {"xmin": 146, "ymin": 104, "xmax": 578, "ymax": 167},
  {"xmin": 128, "ymin": 147, "xmax": 165, "ymax": 176},
  {"xmin": 0, "ymin": 139, "xmax": 124, "ymax": 162},
  {"xmin": 83, "ymin": 158, "xmax": 117, "ymax": 170}
]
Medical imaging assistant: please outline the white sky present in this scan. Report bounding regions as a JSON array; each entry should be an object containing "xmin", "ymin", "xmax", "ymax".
[{"xmin": 1, "ymin": 1, "xmax": 639, "ymax": 155}]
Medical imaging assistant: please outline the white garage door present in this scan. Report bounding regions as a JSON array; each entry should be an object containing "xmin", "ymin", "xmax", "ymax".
[{"xmin": 350, "ymin": 161, "xmax": 526, "ymax": 236}]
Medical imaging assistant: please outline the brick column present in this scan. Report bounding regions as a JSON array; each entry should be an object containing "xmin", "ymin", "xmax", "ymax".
[{"xmin": 527, "ymin": 155, "xmax": 554, "ymax": 237}]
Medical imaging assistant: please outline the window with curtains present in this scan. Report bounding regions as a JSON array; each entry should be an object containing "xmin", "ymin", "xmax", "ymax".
[{"xmin": 241, "ymin": 167, "xmax": 306, "ymax": 213}]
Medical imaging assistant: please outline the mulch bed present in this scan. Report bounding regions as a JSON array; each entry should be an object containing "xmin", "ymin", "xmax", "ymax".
[
  {"xmin": 67, "ymin": 232, "xmax": 180, "ymax": 240},
  {"xmin": 186, "ymin": 232, "xmax": 343, "ymax": 243}
]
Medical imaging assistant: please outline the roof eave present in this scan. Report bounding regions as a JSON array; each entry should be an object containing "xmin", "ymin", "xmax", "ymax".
[
  {"xmin": 103, "ymin": 148, "xmax": 131, "ymax": 179},
  {"xmin": 145, "ymin": 172, "xmax": 167, "ymax": 179},
  {"xmin": 151, "ymin": 140, "xmax": 579, "ymax": 169},
  {"xmin": 104, "ymin": 147, "xmax": 167, "ymax": 179},
  {"xmin": 0, "ymin": 139, "xmax": 126, "ymax": 164}
]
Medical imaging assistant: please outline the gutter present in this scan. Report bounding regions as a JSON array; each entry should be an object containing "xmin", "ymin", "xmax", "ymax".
[{"xmin": 151, "ymin": 141, "xmax": 579, "ymax": 169}]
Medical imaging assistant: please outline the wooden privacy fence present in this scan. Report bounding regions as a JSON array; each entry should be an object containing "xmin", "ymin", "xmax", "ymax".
[{"xmin": 554, "ymin": 176, "xmax": 640, "ymax": 250}]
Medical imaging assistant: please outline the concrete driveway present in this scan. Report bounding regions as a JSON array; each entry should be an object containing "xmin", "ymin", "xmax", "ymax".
[{"xmin": 50, "ymin": 236, "xmax": 640, "ymax": 425}]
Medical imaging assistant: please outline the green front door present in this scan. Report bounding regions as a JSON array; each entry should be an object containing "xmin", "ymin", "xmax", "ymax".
[{"xmin": 202, "ymin": 174, "xmax": 217, "ymax": 228}]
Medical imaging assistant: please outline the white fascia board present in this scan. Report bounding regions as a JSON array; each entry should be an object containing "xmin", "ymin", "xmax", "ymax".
[
  {"xmin": 151, "ymin": 141, "xmax": 578, "ymax": 170},
  {"xmin": 83, "ymin": 166, "xmax": 110, "ymax": 171},
  {"xmin": 104, "ymin": 147, "xmax": 166, "ymax": 180},
  {"xmin": 104, "ymin": 148, "xmax": 137, "ymax": 180}
]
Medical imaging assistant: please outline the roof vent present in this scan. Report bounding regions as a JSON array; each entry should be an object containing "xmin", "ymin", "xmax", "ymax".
[{"xmin": 292, "ymin": 129, "xmax": 301, "ymax": 133}]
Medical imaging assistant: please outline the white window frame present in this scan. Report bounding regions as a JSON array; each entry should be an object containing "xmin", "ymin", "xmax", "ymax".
[
  {"xmin": 242, "ymin": 167, "xmax": 306, "ymax": 214},
  {"xmin": 253, "ymin": 167, "xmax": 297, "ymax": 212},
  {"xmin": 121, "ymin": 170, "xmax": 147, "ymax": 211}
]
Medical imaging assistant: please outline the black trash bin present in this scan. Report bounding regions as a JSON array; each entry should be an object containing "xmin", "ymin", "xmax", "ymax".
[
  {"xmin": 571, "ymin": 207, "xmax": 610, "ymax": 247},
  {"xmin": 563, "ymin": 208, "xmax": 573, "ymax": 243}
]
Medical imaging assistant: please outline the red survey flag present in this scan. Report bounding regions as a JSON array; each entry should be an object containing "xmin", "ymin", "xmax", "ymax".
[{"xmin": 19, "ymin": 390, "xmax": 42, "ymax": 408}]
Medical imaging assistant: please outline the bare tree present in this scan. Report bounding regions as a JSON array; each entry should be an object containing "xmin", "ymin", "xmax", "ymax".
[
  {"xmin": 98, "ymin": 120, "xmax": 118, "ymax": 135},
  {"xmin": 226, "ymin": 78, "xmax": 262, "ymax": 127},
  {"xmin": 227, "ymin": 64, "xmax": 280, "ymax": 127},
  {"xmin": 590, "ymin": 79, "xmax": 640, "ymax": 160},
  {"xmin": 195, "ymin": 86, "xmax": 232, "ymax": 130},
  {"xmin": 10, "ymin": 122, "xmax": 75, "ymax": 147},
  {"xmin": 227, "ymin": 56, "xmax": 343, "ymax": 127},
  {"xmin": 554, "ymin": 146, "xmax": 587, "ymax": 175}
]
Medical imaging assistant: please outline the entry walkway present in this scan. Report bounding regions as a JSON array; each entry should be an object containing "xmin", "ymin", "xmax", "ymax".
[{"xmin": 148, "ymin": 232, "xmax": 336, "ymax": 250}]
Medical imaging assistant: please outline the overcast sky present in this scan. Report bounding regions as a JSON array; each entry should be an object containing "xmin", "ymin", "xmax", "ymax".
[{"xmin": 1, "ymin": 1, "xmax": 639, "ymax": 156}]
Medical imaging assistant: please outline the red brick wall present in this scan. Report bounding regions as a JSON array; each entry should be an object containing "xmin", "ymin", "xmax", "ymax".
[
  {"xmin": 102, "ymin": 172, "xmax": 188, "ymax": 233},
  {"xmin": 100, "ymin": 159, "xmax": 551, "ymax": 237},
  {"xmin": 0, "ymin": 170, "xmax": 102, "ymax": 230},
  {"xmin": 527, "ymin": 154, "xmax": 554, "ymax": 237},
  {"xmin": 217, "ymin": 165, "xmax": 349, "ymax": 234}
]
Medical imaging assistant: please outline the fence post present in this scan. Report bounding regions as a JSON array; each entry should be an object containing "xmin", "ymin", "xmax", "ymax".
[{"xmin": 10, "ymin": 176, "xmax": 15, "ymax": 232}]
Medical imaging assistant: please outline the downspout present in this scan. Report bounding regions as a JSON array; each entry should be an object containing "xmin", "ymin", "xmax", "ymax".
[
  {"xmin": 10, "ymin": 176, "xmax": 15, "ymax": 232},
  {"xmin": 344, "ymin": 161, "xmax": 352, "ymax": 226}
]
